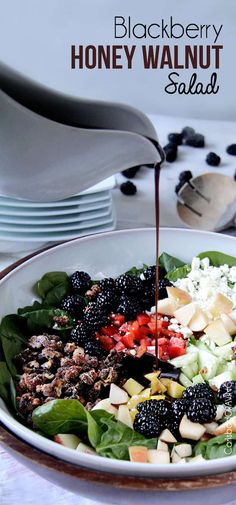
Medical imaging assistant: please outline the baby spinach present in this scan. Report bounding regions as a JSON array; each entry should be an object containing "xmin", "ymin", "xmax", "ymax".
[
  {"xmin": 0, "ymin": 362, "xmax": 12, "ymax": 403},
  {"xmin": 159, "ymin": 252, "xmax": 185, "ymax": 273},
  {"xmin": 0, "ymin": 315, "xmax": 28, "ymax": 377},
  {"xmin": 194, "ymin": 434, "xmax": 236, "ymax": 460},
  {"xmin": 166, "ymin": 264, "xmax": 191, "ymax": 282},
  {"xmin": 32, "ymin": 399, "xmax": 89, "ymax": 437},
  {"xmin": 198, "ymin": 251, "xmax": 236, "ymax": 267},
  {"xmin": 125, "ymin": 264, "xmax": 148, "ymax": 277},
  {"xmin": 18, "ymin": 304, "xmax": 73, "ymax": 334},
  {"xmin": 35, "ymin": 271, "xmax": 70, "ymax": 307}
]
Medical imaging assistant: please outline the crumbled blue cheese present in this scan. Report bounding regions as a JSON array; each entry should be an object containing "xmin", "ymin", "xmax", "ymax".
[{"xmin": 174, "ymin": 257, "xmax": 236, "ymax": 311}]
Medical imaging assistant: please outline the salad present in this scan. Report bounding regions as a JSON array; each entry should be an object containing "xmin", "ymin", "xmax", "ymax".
[{"xmin": 0, "ymin": 250, "xmax": 235, "ymax": 465}]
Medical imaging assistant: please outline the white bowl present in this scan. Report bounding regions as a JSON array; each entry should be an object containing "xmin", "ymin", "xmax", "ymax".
[{"xmin": 0, "ymin": 228, "xmax": 235, "ymax": 504}]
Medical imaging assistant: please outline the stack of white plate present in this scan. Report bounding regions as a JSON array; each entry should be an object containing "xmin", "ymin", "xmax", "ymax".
[{"xmin": 0, "ymin": 176, "xmax": 116, "ymax": 253}]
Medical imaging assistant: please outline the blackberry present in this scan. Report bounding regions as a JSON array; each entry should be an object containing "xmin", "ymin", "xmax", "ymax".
[
  {"xmin": 70, "ymin": 271, "xmax": 91, "ymax": 294},
  {"xmin": 120, "ymin": 181, "xmax": 137, "ymax": 196},
  {"xmin": 137, "ymin": 399, "xmax": 161, "ymax": 414},
  {"xmin": 141, "ymin": 282, "xmax": 156, "ymax": 310},
  {"xmin": 171, "ymin": 399, "xmax": 189, "ymax": 420},
  {"xmin": 182, "ymin": 383, "xmax": 215, "ymax": 402},
  {"xmin": 167, "ymin": 416, "xmax": 180, "ymax": 438},
  {"xmin": 84, "ymin": 339, "xmax": 105, "ymax": 359},
  {"xmin": 96, "ymin": 291, "xmax": 118, "ymax": 312},
  {"xmin": 133, "ymin": 413, "xmax": 163, "ymax": 438},
  {"xmin": 226, "ymin": 144, "xmax": 236, "ymax": 156},
  {"xmin": 115, "ymin": 274, "xmax": 139, "ymax": 294},
  {"xmin": 179, "ymin": 170, "xmax": 193, "ymax": 183},
  {"xmin": 181, "ymin": 126, "xmax": 195, "ymax": 139},
  {"xmin": 155, "ymin": 400, "xmax": 172, "ymax": 419},
  {"xmin": 158, "ymin": 278, "xmax": 171, "ymax": 299},
  {"xmin": 141, "ymin": 266, "xmax": 156, "ymax": 284},
  {"xmin": 206, "ymin": 152, "xmax": 221, "ymax": 167},
  {"xmin": 168, "ymin": 133, "xmax": 183, "ymax": 146},
  {"xmin": 99, "ymin": 277, "xmax": 116, "ymax": 292},
  {"xmin": 234, "ymin": 170, "xmax": 236, "ymax": 182},
  {"xmin": 60, "ymin": 294, "xmax": 85, "ymax": 317},
  {"xmin": 185, "ymin": 133, "xmax": 205, "ymax": 148},
  {"xmin": 121, "ymin": 167, "xmax": 140, "ymax": 179},
  {"xmin": 175, "ymin": 181, "xmax": 185, "ymax": 195},
  {"xmin": 70, "ymin": 322, "xmax": 90, "ymax": 346},
  {"xmin": 116, "ymin": 295, "xmax": 141, "ymax": 320},
  {"xmin": 83, "ymin": 302, "xmax": 109, "ymax": 331},
  {"xmin": 218, "ymin": 381, "xmax": 236, "ymax": 406},
  {"xmin": 187, "ymin": 398, "xmax": 216, "ymax": 423}
]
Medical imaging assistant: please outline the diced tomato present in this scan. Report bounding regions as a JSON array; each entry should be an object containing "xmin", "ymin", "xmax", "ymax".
[
  {"xmin": 130, "ymin": 320, "xmax": 141, "ymax": 339},
  {"xmin": 168, "ymin": 336, "xmax": 186, "ymax": 358},
  {"xmin": 100, "ymin": 325, "xmax": 117, "ymax": 336},
  {"xmin": 137, "ymin": 313, "xmax": 150, "ymax": 326},
  {"xmin": 110, "ymin": 313, "xmax": 125, "ymax": 327},
  {"xmin": 136, "ymin": 338, "xmax": 147, "ymax": 358},
  {"xmin": 98, "ymin": 335, "xmax": 114, "ymax": 351},
  {"xmin": 158, "ymin": 337, "xmax": 170, "ymax": 361},
  {"xmin": 113, "ymin": 334, "xmax": 122, "ymax": 342},
  {"xmin": 114, "ymin": 341, "xmax": 126, "ymax": 352},
  {"xmin": 139, "ymin": 325, "xmax": 152, "ymax": 337},
  {"xmin": 119, "ymin": 322, "xmax": 131, "ymax": 334},
  {"xmin": 122, "ymin": 332, "xmax": 135, "ymax": 348}
]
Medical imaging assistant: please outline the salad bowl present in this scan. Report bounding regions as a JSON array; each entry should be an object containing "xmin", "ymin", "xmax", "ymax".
[{"xmin": 0, "ymin": 228, "xmax": 235, "ymax": 505}]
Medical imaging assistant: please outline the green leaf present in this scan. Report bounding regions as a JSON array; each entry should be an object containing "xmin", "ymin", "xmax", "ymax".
[
  {"xmin": 0, "ymin": 315, "xmax": 27, "ymax": 377},
  {"xmin": 86, "ymin": 411, "xmax": 102, "ymax": 448},
  {"xmin": 35, "ymin": 272, "xmax": 70, "ymax": 307},
  {"xmin": 32, "ymin": 399, "xmax": 88, "ymax": 437},
  {"xmin": 198, "ymin": 251, "xmax": 236, "ymax": 267},
  {"xmin": 166, "ymin": 264, "xmax": 191, "ymax": 282},
  {"xmin": 125, "ymin": 264, "xmax": 148, "ymax": 277},
  {"xmin": 0, "ymin": 362, "xmax": 12, "ymax": 403},
  {"xmin": 19, "ymin": 306, "xmax": 73, "ymax": 333},
  {"xmin": 159, "ymin": 253, "xmax": 185, "ymax": 273},
  {"xmin": 194, "ymin": 434, "xmax": 236, "ymax": 460}
]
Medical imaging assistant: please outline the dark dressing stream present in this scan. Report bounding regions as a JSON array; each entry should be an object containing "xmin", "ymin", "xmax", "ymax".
[{"xmin": 154, "ymin": 163, "xmax": 161, "ymax": 368}]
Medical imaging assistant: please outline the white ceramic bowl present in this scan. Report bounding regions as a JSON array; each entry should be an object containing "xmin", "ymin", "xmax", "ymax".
[{"xmin": 0, "ymin": 228, "xmax": 235, "ymax": 505}]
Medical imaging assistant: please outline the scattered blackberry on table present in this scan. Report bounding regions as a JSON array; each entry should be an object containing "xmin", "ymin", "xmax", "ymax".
[
  {"xmin": 133, "ymin": 412, "xmax": 163, "ymax": 438},
  {"xmin": 171, "ymin": 399, "xmax": 189, "ymax": 420},
  {"xmin": 226, "ymin": 144, "xmax": 236, "ymax": 156},
  {"xmin": 99, "ymin": 277, "xmax": 116, "ymax": 292},
  {"xmin": 121, "ymin": 167, "xmax": 140, "ymax": 179},
  {"xmin": 120, "ymin": 180, "xmax": 137, "ymax": 196},
  {"xmin": 181, "ymin": 126, "xmax": 195, "ymax": 139},
  {"xmin": 182, "ymin": 383, "xmax": 215, "ymax": 402},
  {"xmin": 60, "ymin": 294, "xmax": 86, "ymax": 317},
  {"xmin": 158, "ymin": 278, "xmax": 171, "ymax": 299},
  {"xmin": 175, "ymin": 181, "xmax": 185, "ymax": 195},
  {"xmin": 116, "ymin": 295, "xmax": 141, "ymax": 320},
  {"xmin": 185, "ymin": 133, "xmax": 205, "ymax": 148},
  {"xmin": 179, "ymin": 170, "xmax": 193, "ymax": 183},
  {"xmin": 164, "ymin": 144, "xmax": 178, "ymax": 162},
  {"xmin": 168, "ymin": 133, "xmax": 183, "ymax": 146},
  {"xmin": 84, "ymin": 339, "xmax": 105, "ymax": 359},
  {"xmin": 206, "ymin": 152, "xmax": 221, "ymax": 167},
  {"xmin": 234, "ymin": 170, "xmax": 236, "ymax": 181},
  {"xmin": 218, "ymin": 381, "xmax": 236, "ymax": 406},
  {"xmin": 70, "ymin": 322, "xmax": 90, "ymax": 346},
  {"xmin": 83, "ymin": 302, "xmax": 109, "ymax": 331},
  {"xmin": 70, "ymin": 271, "xmax": 91, "ymax": 294},
  {"xmin": 187, "ymin": 398, "xmax": 217, "ymax": 423}
]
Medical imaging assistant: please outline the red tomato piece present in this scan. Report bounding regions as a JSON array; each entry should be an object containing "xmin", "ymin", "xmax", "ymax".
[
  {"xmin": 114, "ymin": 341, "xmax": 126, "ymax": 352},
  {"xmin": 136, "ymin": 339, "xmax": 147, "ymax": 358},
  {"xmin": 98, "ymin": 335, "xmax": 114, "ymax": 351},
  {"xmin": 110, "ymin": 314, "xmax": 125, "ymax": 327},
  {"xmin": 137, "ymin": 314, "xmax": 150, "ymax": 326},
  {"xmin": 100, "ymin": 325, "xmax": 117, "ymax": 336},
  {"xmin": 168, "ymin": 336, "xmax": 186, "ymax": 358},
  {"xmin": 122, "ymin": 332, "xmax": 135, "ymax": 348}
]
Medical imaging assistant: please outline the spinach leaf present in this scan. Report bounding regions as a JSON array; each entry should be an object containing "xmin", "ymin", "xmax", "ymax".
[
  {"xmin": 86, "ymin": 411, "xmax": 102, "ymax": 448},
  {"xmin": 198, "ymin": 251, "xmax": 236, "ymax": 267},
  {"xmin": 166, "ymin": 264, "xmax": 191, "ymax": 282},
  {"xmin": 194, "ymin": 434, "xmax": 236, "ymax": 460},
  {"xmin": 32, "ymin": 399, "xmax": 88, "ymax": 437},
  {"xmin": 159, "ymin": 253, "xmax": 185, "ymax": 273},
  {"xmin": 95, "ymin": 416, "xmax": 157, "ymax": 460},
  {"xmin": 19, "ymin": 306, "xmax": 73, "ymax": 333},
  {"xmin": 125, "ymin": 264, "xmax": 148, "ymax": 277},
  {"xmin": 0, "ymin": 362, "xmax": 12, "ymax": 403},
  {"xmin": 0, "ymin": 315, "xmax": 27, "ymax": 377},
  {"xmin": 35, "ymin": 272, "xmax": 70, "ymax": 307}
]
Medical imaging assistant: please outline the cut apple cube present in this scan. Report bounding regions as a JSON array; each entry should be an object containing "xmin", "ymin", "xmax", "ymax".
[
  {"xmin": 204, "ymin": 422, "xmax": 218, "ymax": 434},
  {"xmin": 54, "ymin": 434, "xmax": 81, "ymax": 449},
  {"xmin": 179, "ymin": 415, "xmax": 206, "ymax": 440},
  {"xmin": 167, "ymin": 380, "xmax": 185, "ymax": 399},
  {"xmin": 204, "ymin": 319, "xmax": 232, "ymax": 346},
  {"xmin": 117, "ymin": 405, "xmax": 133, "ymax": 429},
  {"xmin": 157, "ymin": 298, "xmax": 178, "ymax": 316},
  {"xmin": 215, "ymin": 405, "xmax": 225, "ymax": 421},
  {"xmin": 157, "ymin": 440, "xmax": 168, "ymax": 452},
  {"xmin": 129, "ymin": 446, "xmax": 148, "ymax": 463},
  {"xmin": 109, "ymin": 383, "xmax": 129, "ymax": 405},
  {"xmin": 175, "ymin": 443, "xmax": 192, "ymax": 458},
  {"xmin": 229, "ymin": 310, "xmax": 236, "ymax": 324},
  {"xmin": 166, "ymin": 286, "xmax": 192, "ymax": 306},
  {"xmin": 213, "ymin": 416, "xmax": 236, "ymax": 436},
  {"xmin": 189, "ymin": 455, "xmax": 206, "ymax": 463},
  {"xmin": 159, "ymin": 429, "xmax": 177, "ymax": 443},
  {"xmin": 208, "ymin": 293, "xmax": 233, "ymax": 318},
  {"xmin": 145, "ymin": 372, "xmax": 167, "ymax": 395},
  {"xmin": 92, "ymin": 398, "xmax": 118, "ymax": 416},
  {"xmin": 174, "ymin": 302, "xmax": 197, "ymax": 326},
  {"xmin": 189, "ymin": 308, "xmax": 209, "ymax": 332},
  {"xmin": 123, "ymin": 378, "xmax": 144, "ymax": 396},
  {"xmin": 171, "ymin": 450, "xmax": 181, "ymax": 464},
  {"xmin": 220, "ymin": 313, "xmax": 236, "ymax": 335},
  {"xmin": 147, "ymin": 449, "xmax": 170, "ymax": 464},
  {"xmin": 76, "ymin": 442, "xmax": 96, "ymax": 455}
]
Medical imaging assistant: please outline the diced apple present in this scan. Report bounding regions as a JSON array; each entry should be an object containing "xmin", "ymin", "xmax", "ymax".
[
  {"xmin": 92, "ymin": 398, "xmax": 118, "ymax": 416},
  {"xmin": 109, "ymin": 383, "xmax": 129, "ymax": 405},
  {"xmin": 189, "ymin": 455, "xmax": 206, "ymax": 463},
  {"xmin": 167, "ymin": 380, "xmax": 185, "ymax": 399},
  {"xmin": 213, "ymin": 416, "xmax": 236, "ymax": 436},
  {"xmin": 159, "ymin": 429, "xmax": 177, "ymax": 443},
  {"xmin": 174, "ymin": 302, "xmax": 197, "ymax": 326},
  {"xmin": 76, "ymin": 442, "xmax": 96, "ymax": 455},
  {"xmin": 175, "ymin": 443, "xmax": 192, "ymax": 458},
  {"xmin": 123, "ymin": 378, "xmax": 144, "ymax": 396},
  {"xmin": 215, "ymin": 405, "xmax": 225, "ymax": 421},
  {"xmin": 204, "ymin": 422, "xmax": 218, "ymax": 434},
  {"xmin": 204, "ymin": 319, "xmax": 232, "ymax": 346},
  {"xmin": 176, "ymin": 458, "xmax": 187, "ymax": 464},
  {"xmin": 229, "ymin": 310, "xmax": 236, "ymax": 324},
  {"xmin": 145, "ymin": 372, "xmax": 167, "ymax": 394},
  {"xmin": 117, "ymin": 405, "xmax": 133, "ymax": 429},
  {"xmin": 157, "ymin": 298, "xmax": 178, "ymax": 316},
  {"xmin": 220, "ymin": 313, "xmax": 236, "ymax": 335},
  {"xmin": 54, "ymin": 434, "xmax": 81, "ymax": 449},
  {"xmin": 179, "ymin": 415, "xmax": 206, "ymax": 440},
  {"xmin": 157, "ymin": 440, "xmax": 168, "ymax": 452},
  {"xmin": 129, "ymin": 446, "xmax": 148, "ymax": 463},
  {"xmin": 167, "ymin": 286, "xmax": 192, "ymax": 306},
  {"xmin": 147, "ymin": 449, "xmax": 170, "ymax": 464},
  {"xmin": 208, "ymin": 293, "xmax": 233, "ymax": 318},
  {"xmin": 189, "ymin": 308, "xmax": 209, "ymax": 332},
  {"xmin": 172, "ymin": 450, "xmax": 181, "ymax": 464}
]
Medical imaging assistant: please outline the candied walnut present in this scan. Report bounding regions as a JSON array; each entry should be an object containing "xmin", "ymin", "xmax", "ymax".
[
  {"xmin": 23, "ymin": 360, "xmax": 40, "ymax": 371},
  {"xmin": 14, "ymin": 349, "xmax": 37, "ymax": 369},
  {"xmin": 17, "ymin": 393, "xmax": 37, "ymax": 413},
  {"xmin": 41, "ymin": 359, "xmax": 54, "ymax": 370},
  {"xmin": 63, "ymin": 366, "xmax": 82, "ymax": 382},
  {"xmin": 72, "ymin": 348, "xmax": 85, "ymax": 363},
  {"xmin": 93, "ymin": 380, "xmax": 103, "ymax": 392},
  {"xmin": 64, "ymin": 342, "xmax": 77, "ymax": 355},
  {"xmin": 28, "ymin": 334, "xmax": 51, "ymax": 349},
  {"xmin": 60, "ymin": 357, "xmax": 75, "ymax": 368},
  {"xmin": 79, "ymin": 369, "xmax": 97, "ymax": 385},
  {"xmin": 85, "ymin": 284, "xmax": 100, "ymax": 300},
  {"xmin": 19, "ymin": 373, "xmax": 43, "ymax": 392},
  {"xmin": 41, "ymin": 372, "xmax": 54, "ymax": 382},
  {"xmin": 38, "ymin": 378, "xmax": 62, "ymax": 398},
  {"xmin": 83, "ymin": 356, "xmax": 99, "ymax": 369},
  {"xmin": 39, "ymin": 348, "xmax": 62, "ymax": 360}
]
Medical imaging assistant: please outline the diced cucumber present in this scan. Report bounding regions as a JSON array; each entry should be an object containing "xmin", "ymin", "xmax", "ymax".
[
  {"xmin": 192, "ymin": 374, "xmax": 205, "ymax": 385},
  {"xmin": 198, "ymin": 349, "xmax": 218, "ymax": 381},
  {"xmin": 209, "ymin": 370, "xmax": 236, "ymax": 389},
  {"xmin": 182, "ymin": 361, "xmax": 199, "ymax": 380},
  {"xmin": 170, "ymin": 352, "xmax": 198, "ymax": 369},
  {"xmin": 213, "ymin": 343, "xmax": 234, "ymax": 361},
  {"xmin": 179, "ymin": 373, "xmax": 193, "ymax": 388}
]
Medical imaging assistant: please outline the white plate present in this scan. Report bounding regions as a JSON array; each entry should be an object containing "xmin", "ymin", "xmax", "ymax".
[
  {"xmin": 0, "ymin": 228, "xmax": 235, "ymax": 480},
  {"xmin": 0, "ymin": 205, "xmax": 112, "ymax": 231},
  {"xmin": 0, "ymin": 196, "xmax": 112, "ymax": 217}
]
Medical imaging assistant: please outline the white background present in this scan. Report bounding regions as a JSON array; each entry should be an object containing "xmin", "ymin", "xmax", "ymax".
[{"xmin": 0, "ymin": 0, "xmax": 235, "ymax": 120}]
